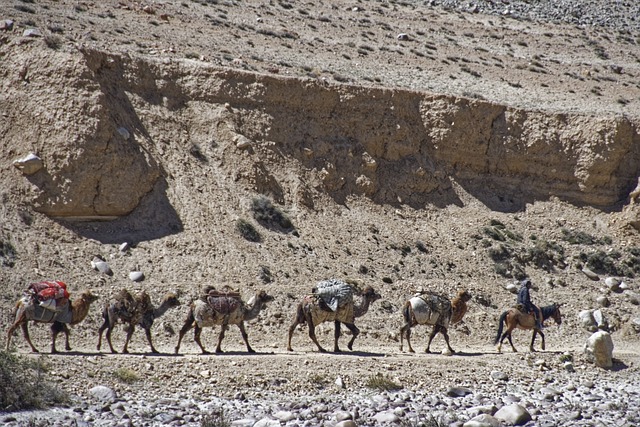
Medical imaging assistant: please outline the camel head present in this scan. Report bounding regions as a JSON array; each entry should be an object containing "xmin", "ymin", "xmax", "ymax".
[
  {"xmin": 362, "ymin": 286, "xmax": 382, "ymax": 303},
  {"xmin": 163, "ymin": 291, "xmax": 181, "ymax": 308},
  {"xmin": 78, "ymin": 291, "xmax": 100, "ymax": 304},
  {"xmin": 256, "ymin": 290, "xmax": 275, "ymax": 304},
  {"xmin": 456, "ymin": 290, "xmax": 472, "ymax": 303}
]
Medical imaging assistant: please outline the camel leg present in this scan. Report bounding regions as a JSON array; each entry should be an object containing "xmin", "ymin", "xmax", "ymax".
[
  {"xmin": 441, "ymin": 326, "xmax": 455, "ymax": 354},
  {"xmin": 144, "ymin": 327, "xmax": 158, "ymax": 354},
  {"xmin": 215, "ymin": 325, "xmax": 229, "ymax": 354},
  {"xmin": 105, "ymin": 324, "xmax": 118, "ymax": 354},
  {"xmin": 344, "ymin": 323, "xmax": 360, "ymax": 351},
  {"xmin": 21, "ymin": 322, "xmax": 39, "ymax": 353},
  {"xmin": 122, "ymin": 324, "xmax": 135, "ymax": 354},
  {"xmin": 287, "ymin": 319, "xmax": 299, "ymax": 352},
  {"xmin": 237, "ymin": 322, "xmax": 255, "ymax": 353},
  {"xmin": 6, "ymin": 319, "xmax": 23, "ymax": 351},
  {"xmin": 97, "ymin": 315, "xmax": 109, "ymax": 351},
  {"xmin": 425, "ymin": 325, "xmax": 440, "ymax": 353},
  {"xmin": 333, "ymin": 321, "xmax": 342, "ymax": 353},
  {"xmin": 307, "ymin": 318, "xmax": 326, "ymax": 353},
  {"xmin": 175, "ymin": 310, "xmax": 195, "ymax": 354},
  {"xmin": 193, "ymin": 325, "xmax": 210, "ymax": 354},
  {"xmin": 51, "ymin": 322, "xmax": 68, "ymax": 354}
]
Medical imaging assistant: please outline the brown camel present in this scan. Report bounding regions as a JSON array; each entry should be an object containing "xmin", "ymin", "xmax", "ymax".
[
  {"xmin": 399, "ymin": 289, "xmax": 471, "ymax": 354},
  {"xmin": 494, "ymin": 303, "xmax": 562, "ymax": 353},
  {"xmin": 175, "ymin": 289, "xmax": 274, "ymax": 354},
  {"xmin": 6, "ymin": 290, "xmax": 99, "ymax": 353},
  {"xmin": 97, "ymin": 289, "xmax": 181, "ymax": 354},
  {"xmin": 287, "ymin": 285, "xmax": 382, "ymax": 353}
]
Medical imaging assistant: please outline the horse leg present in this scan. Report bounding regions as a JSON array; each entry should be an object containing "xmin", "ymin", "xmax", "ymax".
[
  {"xmin": 215, "ymin": 324, "xmax": 228, "ymax": 353},
  {"xmin": 344, "ymin": 323, "xmax": 360, "ymax": 351},
  {"xmin": 425, "ymin": 325, "xmax": 440, "ymax": 354},
  {"xmin": 122, "ymin": 324, "xmax": 135, "ymax": 354},
  {"xmin": 238, "ymin": 322, "xmax": 255, "ymax": 353},
  {"xmin": 21, "ymin": 322, "xmax": 39, "ymax": 353},
  {"xmin": 194, "ymin": 325, "xmax": 209, "ymax": 354},
  {"xmin": 539, "ymin": 330, "xmax": 546, "ymax": 351},
  {"xmin": 506, "ymin": 330, "xmax": 517, "ymax": 353},
  {"xmin": 333, "ymin": 321, "xmax": 342, "ymax": 353},
  {"xmin": 144, "ymin": 326, "xmax": 158, "ymax": 354}
]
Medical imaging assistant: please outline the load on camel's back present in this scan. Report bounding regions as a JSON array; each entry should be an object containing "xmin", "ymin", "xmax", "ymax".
[
  {"xmin": 28, "ymin": 281, "xmax": 70, "ymax": 313},
  {"xmin": 312, "ymin": 278, "xmax": 356, "ymax": 312}
]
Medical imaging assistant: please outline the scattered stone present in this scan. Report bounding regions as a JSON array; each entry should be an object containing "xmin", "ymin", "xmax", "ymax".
[
  {"xmin": 117, "ymin": 127, "xmax": 130, "ymax": 139},
  {"xmin": 578, "ymin": 310, "xmax": 597, "ymax": 332},
  {"xmin": 335, "ymin": 376, "xmax": 345, "ymax": 388},
  {"xmin": 463, "ymin": 414, "xmax": 502, "ymax": 427},
  {"xmin": 397, "ymin": 33, "xmax": 410, "ymax": 41},
  {"xmin": 581, "ymin": 268, "xmax": 600, "ymax": 281},
  {"xmin": 89, "ymin": 386, "xmax": 117, "ymax": 403},
  {"xmin": 605, "ymin": 277, "xmax": 621, "ymax": 292},
  {"xmin": 129, "ymin": 271, "xmax": 145, "ymax": 282},
  {"xmin": 596, "ymin": 296, "xmax": 610, "ymax": 307},
  {"xmin": 273, "ymin": 411, "xmax": 295, "ymax": 422},
  {"xmin": 585, "ymin": 331, "xmax": 614, "ymax": 369},
  {"xmin": 490, "ymin": 371, "xmax": 508, "ymax": 381},
  {"xmin": 447, "ymin": 386, "xmax": 473, "ymax": 397},
  {"xmin": 505, "ymin": 283, "xmax": 518, "ymax": 294},
  {"xmin": 592, "ymin": 309, "xmax": 609, "ymax": 331},
  {"xmin": 494, "ymin": 403, "xmax": 531, "ymax": 425},
  {"xmin": 13, "ymin": 153, "xmax": 44, "ymax": 175},
  {"xmin": 119, "ymin": 242, "xmax": 130, "ymax": 252},
  {"xmin": 0, "ymin": 19, "xmax": 14, "ymax": 31},
  {"xmin": 23, "ymin": 28, "xmax": 42, "ymax": 37},
  {"xmin": 373, "ymin": 412, "xmax": 399, "ymax": 423},
  {"xmin": 234, "ymin": 135, "xmax": 252, "ymax": 149},
  {"xmin": 92, "ymin": 257, "xmax": 113, "ymax": 276},
  {"xmin": 335, "ymin": 421, "xmax": 357, "ymax": 427}
]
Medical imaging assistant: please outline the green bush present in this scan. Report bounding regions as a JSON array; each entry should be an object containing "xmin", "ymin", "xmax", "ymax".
[
  {"xmin": 366, "ymin": 374, "xmax": 402, "ymax": 391},
  {"xmin": 251, "ymin": 196, "xmax": 294, "ymax": 232},
  {"xmin": 0, "ymin": 351, "xmax": 69, "ymax": 411},
  {"xmin": 113, "ymin": 367, "xmax": 139, "ymax": 384},
  {"xmin": 201, "ymin": 407, "xmax": 231, "ymax": 427},
  {"xmin": 236, "ymin": 218, "xmax": 262, "ymax": 242}
]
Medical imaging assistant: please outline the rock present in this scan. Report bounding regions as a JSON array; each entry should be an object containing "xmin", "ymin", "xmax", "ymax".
[
  {"xmin": 119, "ymin": 242, "xmax": 130, "ymax": 252},
  {"xmin": 234, "ymin": 135, "xmax": 252, "ymax": 149},
  {"xmin": 335, "ymin": 376, "xmax": 345, "ymax": 388},
  {"xmin": 584, "ymin": 331, "xmax": 614, "ymax": 369},
  {"xmin": 253, "ymin": 418, "xmax": 280, "ymax": 427},
  {"xmin": 442, "ymin": 346, "xmax": 453, "ymax": 356},
  {"xmin": 273, "ymin": 411, "xmax": 295, "ymax": 422},
  {"xmin": 581, "ymin": 268, "xmax": 600, "ymax": 281},
  {"xmin": 335, "ymin": 411, "xmax": 352, "ymax": 422},
  {"xmin": 605, "ymin": 277, "xmax": 621, "ymax": 292},
  {"xmin": 505, "ymin": 283, "xmax": 518, "ymax": 294},
  {"xmin": 0, "ymin": 19, "xmax": 14, "ymax": 31},
  {"xmin": 447, "ymin": 386, "xmax": 473, "ymax": 397},
  {"xmin": 494, "ymin": 403, "xmax": 531, "ymax": 425},
  {"xmin": 13, "ymin": 153, "xmax": 44, "ymax": 175},
  {"xmin": 129, "ymin": 271, "xmax": 145, "ymax": 282},
  {"xmin": 578, "ymin": 310, "xmax": 597, "ymax": 332},
  {"xmin": 335, "ymin": 421, "xmax": 357, "ymax": 427},
  {"xmin": 596, "ymin": 296, "xmax": 610, "ymax": 307},
  {"xmin": 490, "ymin": 371, "xmax": 508, "ymax": 381},
  {"xmin": 397, "ymin": 33, "xmax": 409, "ymax": 41},
  {"xmin": 23, "ymin": 28, "xmax": 42, "ymax": 37},
  {"xmin": 90, "ymin": 386, "xmax": 117, "ymax": 403},
  {"xmin": 463, "ymin": 414, "xmax": 502, "ymax": 427},
  {"xmin": 92, "ymin": 259, "xmax": 113, "ymax": 276},
  {"xmin": 563, "ymin": 362, "xmax": 575, "ymax": 372},
  {"xmin": 592, "ymin": 309, "xmax": 609, "ymax": 330},
  {"xmin": 117, "ymin": 127, "xmax": 130, "ymax": 139},
  {"xmin": 373, "ymin": 412, "xmax": 399, "ymax": 423}
]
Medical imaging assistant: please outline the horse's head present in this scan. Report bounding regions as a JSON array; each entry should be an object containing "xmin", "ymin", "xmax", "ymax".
[{"xmin": 551, "ymin": 303, "xmax": 562, "ymax": 325}]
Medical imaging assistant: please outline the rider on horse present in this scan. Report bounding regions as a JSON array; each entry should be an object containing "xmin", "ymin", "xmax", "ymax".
[{"xmin": 517, "ymin": 279, "xmax": 543, "ymax": 330}]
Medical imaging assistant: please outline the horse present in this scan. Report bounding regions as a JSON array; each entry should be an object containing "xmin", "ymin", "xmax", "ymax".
[{"xmin": 494, "ymin": 303, "xmax": 562, "ymax": 353}]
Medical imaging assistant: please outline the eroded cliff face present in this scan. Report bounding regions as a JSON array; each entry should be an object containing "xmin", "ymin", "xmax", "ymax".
[{"xmin": 3, "ymin": 47, "xmax": 639, "ymax": 219}]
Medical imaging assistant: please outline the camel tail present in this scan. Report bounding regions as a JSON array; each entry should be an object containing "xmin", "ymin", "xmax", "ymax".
[
  {"xmin": 402, "ymin": 301, "xmax": 412, "ymax": 325},
  {"xmin": 494, "ymin": 311, "xmax": 507, "ymax": 344}
]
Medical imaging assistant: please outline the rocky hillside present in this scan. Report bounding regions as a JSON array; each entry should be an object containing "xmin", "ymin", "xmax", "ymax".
[{"xmin": 1, "ymin": 0, "xmax": 640, "ymax": 425}]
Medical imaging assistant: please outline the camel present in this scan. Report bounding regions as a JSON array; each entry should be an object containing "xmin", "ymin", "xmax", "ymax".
[
  {"xmin": 97, "ymin": 289, "xmax": 181, "ymax": 354},
  {"xmin": 399, "ymin": 289, "xmax": 472, "ymax": 354},
  {"xmin": 174, "ymin": 288, "xmax": 274, "ymax": 354},
  {"xmin": 287, "ymin": 285, "xmax": 382, "ymax": 353},
  {"xmin": 6, "ymin": 290, "xmax": 99, "ymax": 353}
]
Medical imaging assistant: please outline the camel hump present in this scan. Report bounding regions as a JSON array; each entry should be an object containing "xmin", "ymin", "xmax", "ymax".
[
  {"xmin": 312, "ymin": 279, "xmax": 354, "ymax": 311},
  {"xmin": 207, "ymin": 295, "xmax": 242, "ymax": 314}
]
